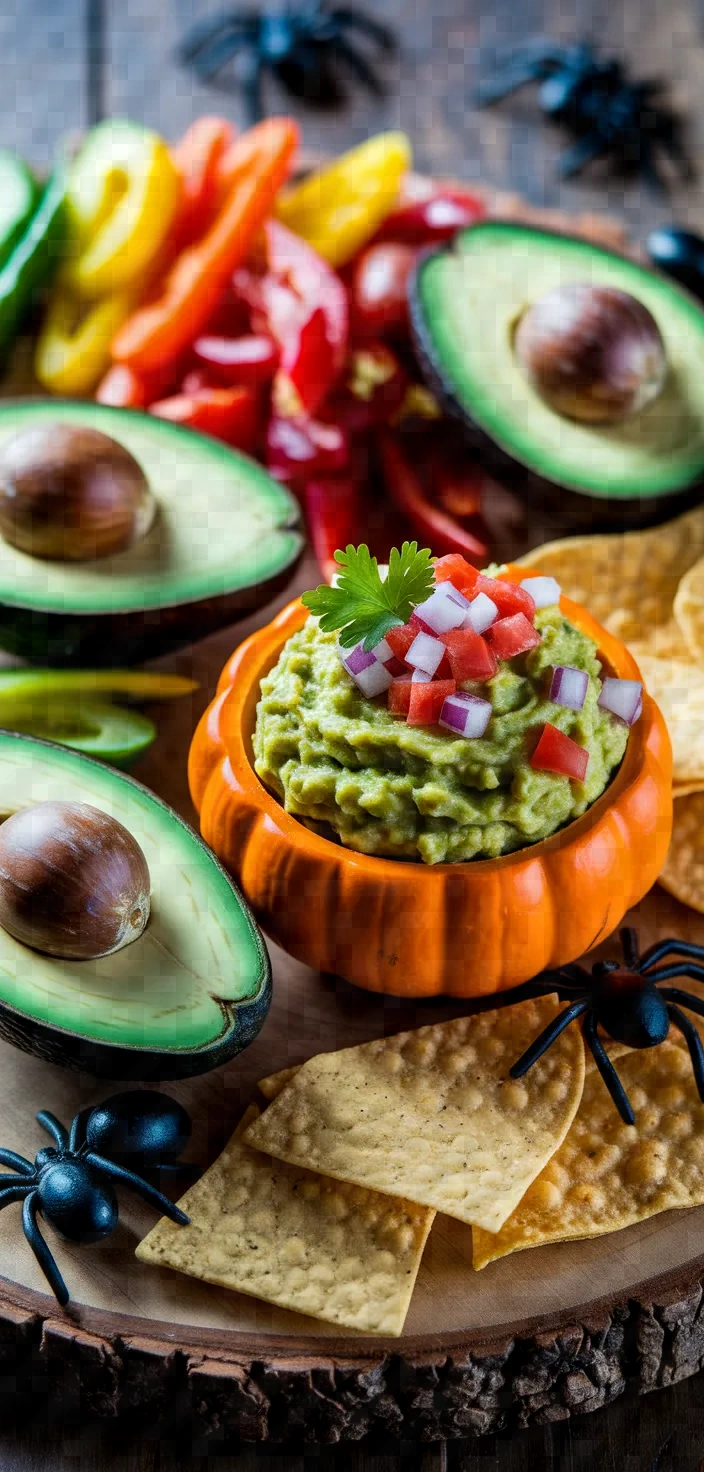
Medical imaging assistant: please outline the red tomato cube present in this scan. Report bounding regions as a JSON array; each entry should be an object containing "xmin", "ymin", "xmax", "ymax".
[
  {"xmin": 487, "ymin": 613, "xmax": 541, "ymax": 660},
  {"xmin": 433, "ymin": 554, "xmax": 480, "ymax": 596},
  {"xmin": 441, "ymin": 628, "xmax": 497, "ymax": 683},
  {"xmin": 388, "ymin": 677, "xmax": 413, "ymax": 715},
  {"xmin": 530, "ymin": 724, "xmax": 589, "ymax": 781},
  {"xmin": 475, "ymin": 575, "xmax": 536, "ymax": 621},
  {"xmin": 385, "ymin": 625, "xmax": 416, "ymax": 662},
  {"xmin": 408, "ymin": 679, "xmax": 456, "ymax": 727}
]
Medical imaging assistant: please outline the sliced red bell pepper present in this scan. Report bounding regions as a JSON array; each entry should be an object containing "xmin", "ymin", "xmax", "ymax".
[
  {"xmin": 254, "ymin": 220, "xmax": 349, "ymax": 416},
  {"xmin": 192, "ymin": 333, "xmax": 280, "ymax": 387},
  {"xmin": 170, "ymin": 116, "xmax": 235, "ymax": 252},
  {"xmin": 330, "ymin": 344, "xmax": 408, "ymax": 436},
  {"xmin": 302, "ymin": 473, "xmax": 372, "ymax": 584},
  {"xmin": 112, "ymin": 118, "xmax": 299, "ymax": 376},
  {"xmin": 487, "ymin": 613, "xmax": 541, "ymax": 660},
  {"xmin": 388, "ymin": 677, "xmax": 412, "ymax": 716},
  {"xmin": 371, "ymin": 185, "xmax": 486, "ymax": 246},
  {"xmin": 149, "ymin": 384, "xmax": 259, "ymax": 452},
  {"xmin": 433, "ymin": 553, "xmax": 481, "ymax": 595},
  {"xmin": 441, "ymin": 628, "xmax": 497, "ymax": 683},
  {"xmin": 95, "ymin": 361, "xmax": 175, "ymax": 409},
  {"xmin": 378, "ymin": 430, "xmax": 489, "ymax": 561},
  {"xmin": 475, "ymin": 574, "xmax": 536, "ymax": 621},
  {"xmin": 266, "ymin": 414, "xmax": 349, "ymax": 488},
  {"xmin": 530, "ymin": 724, "xmax": 589, "ymax": 782},
  {"xmin": 408, "ymin": 679, "xmax": 456, "ymax": 727},
  {"xmin": 350, "ymin": 242, "xmax": 416, "ymax": 338}
]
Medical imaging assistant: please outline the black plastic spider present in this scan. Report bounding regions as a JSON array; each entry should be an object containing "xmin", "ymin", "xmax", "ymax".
[
  {"xmin": 509, "ymin": 929, "xmax": 704, "ymax": 1125},
  {"xmin": 177, "ymin": 2, "xmax": 396, "ymax": 125},
  {"xmin": 0, "ymin": 1091, "xmax": 196, "ymax": 1306},
  {"xmin": 475, "ymin": 40, "xmax": 691, "ymax": 189}
]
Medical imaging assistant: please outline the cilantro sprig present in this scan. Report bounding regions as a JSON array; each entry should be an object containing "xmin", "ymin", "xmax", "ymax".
[{"xmin": 302, "ymin": 543, "xmax": 434, "ymax": 652}]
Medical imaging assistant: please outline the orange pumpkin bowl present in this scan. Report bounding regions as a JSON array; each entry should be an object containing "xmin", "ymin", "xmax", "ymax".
[{"xmin": 188, "ymin": 568, "xmax": 673, "ymax": 998}]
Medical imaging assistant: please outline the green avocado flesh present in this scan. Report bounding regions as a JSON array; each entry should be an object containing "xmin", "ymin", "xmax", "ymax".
[
  {"xmin": 414, "ymin": 222, "xmax": 704, "ymax": 501},
  {"xmin": 0, "ymin": 400, "xmax": 302, "ymax": 613},
  {"xmin": 0, "ymin": 733, "xmax": 267, "ymax": 1052}
]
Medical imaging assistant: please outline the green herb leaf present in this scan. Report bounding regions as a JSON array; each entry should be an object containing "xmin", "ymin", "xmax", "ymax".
[{"xmin": 301, "ymin": 542, "xmax": 435, "ymax": 651}]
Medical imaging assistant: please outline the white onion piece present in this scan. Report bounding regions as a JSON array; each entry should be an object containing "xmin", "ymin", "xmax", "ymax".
[
  {"xmin": 520, "ymin": 575, "xmax": 561, "ymax": 608},
  {"xmin": 440, "ymin": 691, "xmax": 492, "ymax": 738},
  {"xmin": 406, "ymin": 630, "xmax": 446, "ymax": 676},
  {"xmin": 414, "ymin": 582, "xmax": 470, "ymax": 634},
  {"xmin": 598, "ymin": 676, "xmax": 643, "ymax": 726},
  {"xmin": 341, "ymin": 642, "xmax": 393, "ymax": 698},
  {"xmin": 550, "ymin": 665, "xmax": 588, "ymax": 711},
  {"xmin": 412, "ymin": 668, "xmax": 432, "ymax": 683},
  {"xmin": 462, "ymin": 592, "xmax": 498, "ymax": 635}
]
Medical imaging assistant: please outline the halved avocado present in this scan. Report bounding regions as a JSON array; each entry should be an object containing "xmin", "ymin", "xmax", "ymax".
[
  {"xmin": 0, "ymin": 731, "xmax": 271, "ymax": 1078},
  {"xmin": 0, "ymin": 400, "xmax": 303, "ymax": 664},
  {"xmin": 411, "ymin": 221, "xmax": 704, "ymax": 528}
]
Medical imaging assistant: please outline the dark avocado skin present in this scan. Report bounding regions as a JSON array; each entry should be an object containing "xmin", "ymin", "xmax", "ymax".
[
  {"xmin": 409, "ymin": 233, "xmax": 704, "ymax": 533},
  {"xmin": 0, "ymin": 730, "xmax": 272, "ymax": 1078},
  {"xmin": 0, "ymin": 556, "xmax": 303, "ymax": 666}
]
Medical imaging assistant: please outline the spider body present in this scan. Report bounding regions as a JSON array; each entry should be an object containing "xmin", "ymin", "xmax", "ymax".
[
  {"xmin": 0, "ymin": 1092, "xmax": 194, "ymax": 1306},
  {"xmin": 510, "ymin": 929, "xmax": 704, "ymax": 1124},
  {"xmin": 476, "ymin": 41, "xmax": 691, "ymax": 188},
  {"xmin": 178, "ymin": 2, "xmax": 395, "ymax": 125}
]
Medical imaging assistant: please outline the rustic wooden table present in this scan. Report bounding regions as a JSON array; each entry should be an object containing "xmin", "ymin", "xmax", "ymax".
[{"xmin": 2, "ymin": 0, "xmax": 704, "ymax": 1465}]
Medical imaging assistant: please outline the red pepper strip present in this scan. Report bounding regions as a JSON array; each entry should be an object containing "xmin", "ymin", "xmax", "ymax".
[
  {"xmin": 252, "ymin": 220, "xmax": 349, "ymax": 415},
  {"xmin": 303, "ymin": 460, "xmax": 410, "ymax": 583},
  {"xmin": 170, "ymin": 116, "xmax": 236, "ymax": 251},
  {"xmin": 192, "ymin": 333, "xmax": 279, "ymax": 387},
  {"xmin": 378, "ymin": 429, "xmax": 490, "ymax": 561},
  {"xmin": 149, "ymin": 384, "xmax": 259, "ymax": 452},
  {"xmin": 266, "ymin": 414, "xmax": 349, "ymax": 488},
  {"xmin": 112, "ymin": 118, "xmax": 299, "ymax": 377},
  {"xmin": 330, "ymin": 344, "xmax": 408, "ymax": 436},
  {"xmin": 370, "ymin": 186, "xmax": 486, "ymax": 246},
  {"xmin": 350, "ymin": 242, "xmax": 416, "ymax": 338},
  {"xmin": 95, "ymin": 362, "xmax": 175, "ymax": 409}
]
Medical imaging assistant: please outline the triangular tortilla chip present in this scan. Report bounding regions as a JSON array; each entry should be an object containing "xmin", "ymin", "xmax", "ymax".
[
  {"xmin": 472, "ymin": 1038, "xmax": 704, "ymax": 1268},
  {"xmin": 245, "ymin": 996, "xmax": 585, "ymax": 1233},
  {"xmin": 136, "ymin": 1106, "xmax": 434, "ymax": 1337}
]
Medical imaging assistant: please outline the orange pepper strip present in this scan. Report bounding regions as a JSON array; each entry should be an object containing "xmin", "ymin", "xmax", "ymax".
[{"xmin": 112, "ymin": 118, "xmax": 299, "ymax": 377}]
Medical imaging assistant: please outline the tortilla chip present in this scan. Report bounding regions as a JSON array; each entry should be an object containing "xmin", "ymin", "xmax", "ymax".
[
  {"xmin": 472, "ymin": 1039, "xmax": 704, "ymax": 1268},
  {"xmin": 244, "ymin": 996, "xmax": 586, "ymax": 1233},
  {"xmin": 674, "ymin": 554, "xmax": 704, "ymax": 663},
  {"xmin": 136, "ymin": 1105, "xmax": 434, "ymax": 1337},
  {"xmin": 516, "ymin": 509, "xmax": 704, "ymax": 656},
  {"xmin": 659, "ymin": 790, "xmax": 704, "ymax": 913},
  {"xmin": 258, "ymin": 1065, "xmax": 300, "ymax": 1101},
  {"xmin": 635, "ymin": 654, "xmax": 704, "ymax": 786}
]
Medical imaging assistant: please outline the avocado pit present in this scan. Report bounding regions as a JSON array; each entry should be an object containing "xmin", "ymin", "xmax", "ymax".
[
  {"xmin": 0, "ymin": 423, "xmax": 157, "ymax": 561},
  {"xmin": 513, "ymin": 283, "xmax": 667, "ymax": 425},
  {"xmin": 0, "ymin": 799, "xmax": 150, "ymax": 959}
]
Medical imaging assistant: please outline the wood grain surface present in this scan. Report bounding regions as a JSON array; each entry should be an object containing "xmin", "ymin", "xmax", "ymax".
[{"xmin": 4, "ymin": 0, "xmax": 704, "ymax": 1464}]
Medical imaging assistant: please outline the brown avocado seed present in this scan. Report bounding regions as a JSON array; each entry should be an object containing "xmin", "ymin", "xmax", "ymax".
[
  {"xmin": 0, "ymin": 801, "xmax": 150, "ymax": 960},
  {"xmin": 513, "ymin": 283, "xmax": 667, "ymax": 424},
  {"xmin": 0, "ymin": 423, "xmax": 157, "ymax": 561}
]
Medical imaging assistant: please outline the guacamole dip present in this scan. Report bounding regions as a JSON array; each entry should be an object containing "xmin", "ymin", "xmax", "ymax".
[{"xmin": 253, "ymin": 607, "xmax": 628, "ymax": 865}]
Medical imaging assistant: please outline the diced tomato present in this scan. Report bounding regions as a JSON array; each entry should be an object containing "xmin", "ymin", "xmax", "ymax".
[
  {"xmin": 408, "ymin": 679, "xmax": 456, "ymax": 727},
  {"xmin": 441, "ymin": 628, "xmax": 497, "ymax": 683},
  {"xmin": 388, "ymin": 677, "xmax": 412, "ymax": 715},
  {"xmin": 433, "ymin": 554, "xmax": 481, "ymax": 596},
  {"xmin": 351, "ymin": 242, "xmax": 416, "ymax": 338},
  {"xmin": 530, "ymin": 724, "xmax": 589, "ymax": 782},
  {"xmin": 486, "ymin": 613, "xmax": 541, "ymax": 661},
  {"xmin": 385, "ymin": 625, "xmax": 416, "ymax": 662},
  {"xmin": 475, "ymin": 574, "xmax": 536, "ymax": 621}
]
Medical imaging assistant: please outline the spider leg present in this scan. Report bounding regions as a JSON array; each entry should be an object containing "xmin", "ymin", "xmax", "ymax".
[
  {"xmin": 557, "ymin": 131, "xmax": 611, "ymax": 179},
  {"xmin": 660, "ymin": 988, "xmax": 704, "ymax": 1021},
  {"xmin": 583, "ymin": 1014, "xmax": 635, "ymax": 1125},
  {"xmin": 146, "ymin": 1161, "xmax": 202, "ymax": 1183},
  {"xmin": 640, "ymin": 939, "xmax": 704, "ymax": 971},
  {"xmin": 475, "ymin": 63, "xmax": 555, "ymax": 107},
  {"xmin": 84, "ymin": 1153, "xmax": 190, "ymax": 1226},
  {"xmin": 177, "ymin": 11, "xmax": 259, "ymax": 63},
  {"xmin": 0, "ymin": 1150, "xmax": 34, "ymax": 1176},
  {"xmin": 22, "ymin": 1193, "xmax": 69, "ymax": 1307},
  {"xmin": 69, "ymin": 1108, "xmax": 91, "ymax": 1154},
  {"xmin": 187, "ymin": 29, "xmax": 260, "ymax": 86},
  {"xmin": 240, "ymin": 51, "xmax": 266, "ymax": 127},
  {"xmin": 666, "ymin": 1004, "xmax": 704, "ymax": 1102},
  {"xmin": 329, "ymin": 10, "xmax": 396, "ymax": 51},
  {"xmin": 620, "ymin": 928, "xmax": 640, "ymax": 968},
  {"xmin": 509, "ymin": 1000, "xmax": 589, "ymax": 1078},
  {"xmin": 333, "ymin": 37, "xmax": 386, "ymax": 95},
  {"xmin": 0, "ymin": 1182, "xmax": 35, "ymax": 1204},
  {"xmin": 36, "ymin": 1111, "xmax": 68, "ymax": 1150},
  {"xmin": 646, "ymin": 963, "xmax": 704, "ymax": 986}
]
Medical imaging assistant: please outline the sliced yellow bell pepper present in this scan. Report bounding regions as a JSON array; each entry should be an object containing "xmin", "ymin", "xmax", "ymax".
[
  {"xmin": 275, "ymin": 132, "xmax": 412, "ymax": 268},
  {"xmin": 35, "ymin": 284, "xmax": 132, "ymax": 395},
  {"xmin": 64, "ymin": 119, "xmax": 180, "ymax": 299}
]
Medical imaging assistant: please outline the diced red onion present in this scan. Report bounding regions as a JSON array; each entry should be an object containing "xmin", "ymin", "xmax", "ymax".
[
  {"xmin": 412, "ymin": 668, "xmax": 432, "ymax": 683},
  {"xmin": 598, "ymin": 676, "xmax": 643, "ymax": 726},
  {"xmin": 340, "ymin": 641, "xmax": 393, "ymax": 698},
  {"xmin": 406, "ymin": 630, "xmax": 446, "ymax": 676},
  {"xmin": 440, "ymin": 691, "xmax": 492, "ymax": 738},
  {"xmin": 520, "ymin": 575, "xmax": 562, "ymax": 608},
  {"xmin": 372, "ymin": 637, "xmax": 394, "ymax": 662},
  {"xmin": 462, "ymin": 592, "xmax": 498, "ymax": 635},
  {"xmin": 550, "ymin": 665, "xmax": 588, "ymax": 712},
  {"xmin": 414, "ymin": 582, "xmax": 470, "ymax": 634}
]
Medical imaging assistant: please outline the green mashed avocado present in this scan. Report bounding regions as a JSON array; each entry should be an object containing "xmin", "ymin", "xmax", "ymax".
[{"xmin": 253, "ymin": 607, "xmax": 628, "ymax": 865}]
